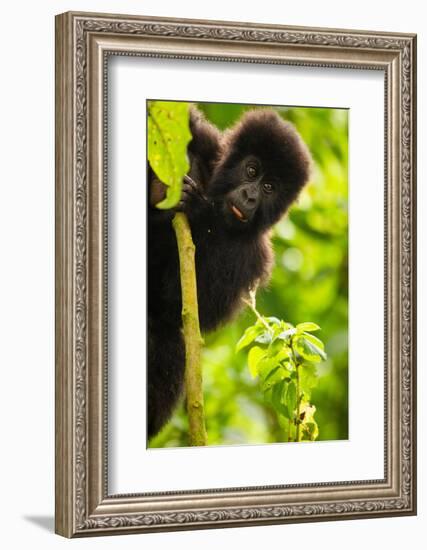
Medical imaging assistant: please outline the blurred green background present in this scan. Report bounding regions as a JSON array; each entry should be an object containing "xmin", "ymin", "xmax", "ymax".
[{"xmin": 149, "ymin": 102, "xmax": 348, "ymax": 448}]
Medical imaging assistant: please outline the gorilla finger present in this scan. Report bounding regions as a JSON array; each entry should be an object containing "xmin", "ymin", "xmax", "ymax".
[
  {"xmin": 183, "ymin": 177, "xmax": 207, "ymax": 202},
  {"xmin": 181, "ymin": 187, "xmax": 194, "ymax": 203},
  {"xmin": 182, "ymin": 182, "xmax": 194, "ymax": 194},
  {"xmin": 183, "ymin": 174, "xmax": 198, "ymax": 189}
]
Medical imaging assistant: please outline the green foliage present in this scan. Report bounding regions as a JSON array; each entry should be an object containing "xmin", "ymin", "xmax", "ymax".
[
  {"xmin": 149, "ymin": 101, "xmax": 348, "ymax": 449},
  {"xmin": 147, "ymin": 101, "xmax": 192, "ymax": 209},
  {"xmin": 236, "ymin": 308, "xmax": 326, "ymax": 442}
]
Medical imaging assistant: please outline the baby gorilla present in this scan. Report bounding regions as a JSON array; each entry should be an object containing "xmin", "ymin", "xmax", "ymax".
[{"xmin": 147, "ymin": 107, "xmax": 312, "ymax": 439}]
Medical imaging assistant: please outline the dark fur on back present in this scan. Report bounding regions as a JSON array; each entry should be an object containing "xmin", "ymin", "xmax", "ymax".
[{"xmin": 147, "ymin": 106, "xmax": 312, "ymax": 439}]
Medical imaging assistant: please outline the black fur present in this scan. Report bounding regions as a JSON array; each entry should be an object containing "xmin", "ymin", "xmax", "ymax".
[{"xmin": 147, "ymin": 106, "xmax": 311, "ymax": 439}]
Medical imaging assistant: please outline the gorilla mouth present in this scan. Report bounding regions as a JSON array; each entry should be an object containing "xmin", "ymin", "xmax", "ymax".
[{"xmin": 230, "ymin": 203, "xmax": 248, "ymax": 223}]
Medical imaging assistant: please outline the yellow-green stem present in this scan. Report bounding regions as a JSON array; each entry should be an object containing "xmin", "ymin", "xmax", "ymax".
[
  {"xmin": 296, "ymin": 364, "xmax": 301, "ymax": 442},
  {"xmin": 172, "ymin": 212, "xmax": 207, "ymax": 446},
  {"xmin": 241, "ymin": 297, "xmax": 273, "ymax": 334}
]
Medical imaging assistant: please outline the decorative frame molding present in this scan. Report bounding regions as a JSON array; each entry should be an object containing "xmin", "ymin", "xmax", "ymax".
[{"xmin": 55, "ymin": 11, "xmax": 417, "ymax": 537}]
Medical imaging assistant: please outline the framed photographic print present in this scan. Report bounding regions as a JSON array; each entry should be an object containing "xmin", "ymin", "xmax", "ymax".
[{"xmin": 55, "ymin": 11, "xmax": 417, "ymax": 537}]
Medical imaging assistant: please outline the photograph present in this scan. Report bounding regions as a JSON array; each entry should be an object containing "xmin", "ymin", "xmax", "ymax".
[
  {"xmin": 147, "ymin": 100, "xmax": 349, "ymax": 448},
  {"xmin": 54, "ymin": 11, "xmax": 416, "ymax": 537}
]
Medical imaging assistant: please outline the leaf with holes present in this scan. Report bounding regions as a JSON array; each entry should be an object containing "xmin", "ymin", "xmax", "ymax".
[{"xmin": 147, "ymin": 101, "xmax": 192, "ymax": 209}]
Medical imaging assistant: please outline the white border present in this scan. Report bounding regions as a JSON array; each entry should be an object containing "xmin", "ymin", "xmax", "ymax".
[{"xmin": 108, "ymin": 57, "xmax": 384, "ymax": 494}]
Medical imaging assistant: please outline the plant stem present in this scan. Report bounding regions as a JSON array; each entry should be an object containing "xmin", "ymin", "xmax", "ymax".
[
  {"xmin": 241, "ymin": 297, "xmax": 273, "ymax": 334},
  {"xmin": 291, "ymin": 340, "xmax": 301, "ymax": 443},
  {"xmin": 172, "ymin": 212, "xmax": 207, "ymax": 446},
  {"xmin": 295, "ymin": 363, "xmax": 301, "ymax": 442}
]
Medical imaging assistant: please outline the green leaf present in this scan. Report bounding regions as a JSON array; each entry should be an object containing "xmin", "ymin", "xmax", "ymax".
[
  {"xmin": 247, "ymin": 346, "xmax": 266, "ymax": 378},
  {"xmin": 260, "ymin": 362, "xmax": 291, "ymax": 391},
  {"xmin": 294, "ymin": 335, "xmax": 327, "ymax": 363},
  {"xmin": 258, "ymin": 354, "xmax": 283, "ymax": 378},
  {"xmin": 299, "ymin": 363, "xmax": 318, "ymax": 399},
  {"xmin": 267, "ymin": 339, "xmax": 288, "ymax": 357},
  {"xmin": 266, "ymin": 317, "xmax": 281, "ymax": 326},
  {"xmin": 271, "ymin": 348, "xmax": 291, "ymax": 363},
  {"xmin": 303, "ymin": 421, "xmax": 319, "ymax": 441},
  {"xmin": 299, "ymin": 403, "xmax": 319, "ymax": 441},
  {"xmin": 286, "ymin": 381, "xmax": 297, "ymax": 419},
  {"xmin": 277, "ymin": 327, "xmax": 297, "ymax": 341},
  {"xmin": 296, "ymin": 322, "xmax": 320, "ymax": 333},
  {"xmin": 271, "ymin": 381, "xmax": 284, "ymax": 408},
  {"xmin": 236, "ymin": 324, "xmax": 265, "ymax": 352},
  {"xmin": 147, "ymin": 101, "xmax": 192, "ymax": 209},
  {"xmin": 255, "ymin": 331, "xmax": 273, "ymax": 345},
  {"xmin": 303, "ymin": 332, "xmax": 326, "ymax": 351},
  {"xmin": 271, "ymin": 380, "xmax": 290, "ymax": 419},
  {"xmin": 261, "ymin": 365, "xmax": 281, "ymax": 384}
]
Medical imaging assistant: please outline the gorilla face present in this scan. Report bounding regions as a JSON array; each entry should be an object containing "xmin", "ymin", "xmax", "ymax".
[
  {"xmin": 208, "ymin": 110, "xmax": 312, "ymax": 234},
  {"xmin": 211, "ymin": 155, "xmax": 305, "ymax": 234},
  {"xmin": 219, "ymin": 156, "xmax": 282, "ymax": 230}
]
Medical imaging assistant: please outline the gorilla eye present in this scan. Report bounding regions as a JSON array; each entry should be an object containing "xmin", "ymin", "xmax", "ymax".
[
  {"xmin": 263, "ymin": 182, "xmax": 274, "ymax": 194},
  {"xmin": 246, "ymin": 164, "xmax": 258, "ymax": 179}
]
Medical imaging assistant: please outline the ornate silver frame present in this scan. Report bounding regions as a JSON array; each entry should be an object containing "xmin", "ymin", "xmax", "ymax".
[{"xmin": 55, "ymin": 11, "xmax": 417, "ymax": 537}]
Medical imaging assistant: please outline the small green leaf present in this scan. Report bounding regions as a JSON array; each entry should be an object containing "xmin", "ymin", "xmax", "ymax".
[
  {"xmin": 271, "ymin": 380, "xmax": 290, "ymax": 419},
  {"xmin": 236, "ymin": 324, "xmax": 264, "ymax": 352},
  {"xmin": 260, "ymin": 363, "xmax": 291, "ymax": 391},
  {"xmin": 277, "ymin": 327, "xmax": 297, "ymax": 341},
  {"xmin": 267, "ymin": 339, "xmax": 288, "ymax": 357},
  {"xmin": 259, "ymin": 353, "xmax": 284, "ymax": 377},
  {"xmin": 286, "ymin": 381, "xmax": 297, "ymax": 419},
  {"xmin": 262, "ymin": 365, "xmax": 281, "ymax": 383},
  {"xmin": 247, "ymin": 346, "xmax": 266, "ymax": 378},
  {"xmin": 299, "ymin": 363, "xmax": 318, "ymax": 397},
  {"xmin": 294, "ymin": 335, "xmax": 327, "ymax": 362},
  {"xmin": 296, "ymin": 322, "xmax": 320, "ymax": 333},
  {"xmin": 303, "ymin": 421, "xmax": 319, "ymax": 441},
  {"xmin": 271, "ymin": 381, "xmax": 284, "ymax": 407},
  {"xmin": 266, "ymin": 317, "xmax": 281, "ymax": 326},
  {"xmin": 255, "ymin": 331, "xmax": 273, "ymax": 345},
  {"xmin": 303, "ymin": 332, "xmax": 326, "ymax": 351},
  {"xmin": 299, "ymin": 403, "xmax": 319, "ymax": 441}
]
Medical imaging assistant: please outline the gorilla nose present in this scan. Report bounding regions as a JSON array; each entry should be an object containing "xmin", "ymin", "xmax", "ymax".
[{"xmin": 242, "ymin": 185, "xmax": 258, "ymax": 207}]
